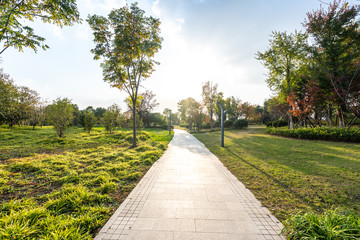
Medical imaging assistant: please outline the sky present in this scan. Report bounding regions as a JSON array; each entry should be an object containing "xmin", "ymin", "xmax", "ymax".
[{"xmin": 0, "ymin": 0, "xmax": 347, "ymax": 113}]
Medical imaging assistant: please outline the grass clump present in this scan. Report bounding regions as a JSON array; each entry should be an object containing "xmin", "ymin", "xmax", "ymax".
[
  {"xmin": 0, "ymin": 126, "xmax": 172, "ymax": 239},
  {"xmin": 282, "ymin": 209, "xmax": 360, "ymax": 239}
]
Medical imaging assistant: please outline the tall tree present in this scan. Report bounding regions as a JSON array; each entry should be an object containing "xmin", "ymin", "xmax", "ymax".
[
  {"xmin": 201, "ymin": 81, "xmax": 218, "ymax": 129},
  {"xmin": 0, "ymin": 0, "xmax": 81, "ymax": 55},
  {"xmin": 304, "ymin": 0, "xmax": 360, "ymax": 126},
  {"xmin": 87, "ymin": 3, "xmax": 162, "ymax": 148},
  {"xmin": 256, "ymin": 31, "xmax": 308, "ymax": 129}
]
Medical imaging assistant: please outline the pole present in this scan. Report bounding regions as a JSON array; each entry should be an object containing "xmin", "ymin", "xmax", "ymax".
[
  {"xmin": 217, "ymin": 101, "xmax": 228, "ymax": 147},
  {"xmin": 169, "ymin": 110, "xmax": 171, "ymax": 135}
]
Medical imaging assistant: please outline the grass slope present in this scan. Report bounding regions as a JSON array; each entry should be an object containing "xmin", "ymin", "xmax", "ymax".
[
  {"xmin": 0, "ymin": 126, "xmax": 173, "ymax": 239},
  {"xmin": 193, "ymin": 126, "xmax": 360, "ymax": 221}
]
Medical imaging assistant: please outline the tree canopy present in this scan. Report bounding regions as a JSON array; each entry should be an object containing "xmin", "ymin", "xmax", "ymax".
[
  {"xmin": 87, "ymin": 2, "xmax": 162, "ymax": 147},
  {"xmin": 0, "ymin": 0, "xmax": 81, "ymax": 55}
]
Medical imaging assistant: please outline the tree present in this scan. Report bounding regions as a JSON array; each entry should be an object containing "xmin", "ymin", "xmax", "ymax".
[
  {"xmin": 87, "ymin": 3, "xmax": 163, "ymax": 148},
  {"xmin": 304, "ymin": 0, "xmax": 360, "ymax": 126},
  {"xmin": 202, "ymin": 81, "xmax": 218, "ymax": 129},
  {"xmin": 266, "ymin": 97, "xmax": 289, "ymax": 122},
  {"xmin": 149, "ymin": 112, "xmax": 163, "ymax": 127},
  {"xmin": 103, "ymin": 104, "xmax": 121, "ymax": 133},
  {"xmin": 29, "ymin": 100, "xmax": 46, "ymax": 130},
  {"xmin": 84, "ymin": 110, "xmax": 96, "ymax": 133},
  {"xmin": 224, "ymin": 96, "xmax": 241, "ymax": 121},
  {"xmin": 239, "ymin": 102, "xmax": 255, "ymax": 121},
  {"xmin": 0, "ymin": 70, "xmax": 39, "ymax": 127},
  {"xmin": 213, "ymin": 92, "xmax": 225, "ymax": 123},
  {"xmin": 126, "ymin": 90, "xmax": 159, "ymax": 127},
  {"xmin": 72, "ymin": 104, "xmax": 81, "ymax": 126},
  {"xmin": 0, "ymin": 70, "xmax": 17, "ymax": 125},
  {"xmin": 0, "ymin": 0, "xmax": 81, "ymax": 55},
  {"xmin": 177, "ymin": 97, "xmax": 203, "ymax": 131},
  {"xmin": 94, "ymin": 107, "xmax": 106, "ymax": 121},
  {"xmin": 256, "ymin": 31, "xmax": 308, "ymax": 129},
  {"xmin": 47, "ymin": 98, "xmax": 74, "ymax": 138},
  {"xmin": 254, "ymin": 105, "xmax": 263, "ymax": 124}
]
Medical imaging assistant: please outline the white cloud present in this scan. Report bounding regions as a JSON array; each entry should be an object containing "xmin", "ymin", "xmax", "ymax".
[
  {"xmin": 16, "ymin": 77, "xmax": 33, "ymax": 87},
  {"xmin": 151, "ymin": 0, "xmax": 161, "ymax": 16},
  {"xmin": 176, "ymin": 18, "xmax": 184, "ymax": 24},
  {"xmin": 51, "ymin": 25, "xmax": 64, "ymax": 40},
  {"xmin": 75, "ymin": 24, "xmax": 90, "ymax": 40},
  {"xmin": 83, "ymin": 0, "xmax": 126, "ymax": 13}
]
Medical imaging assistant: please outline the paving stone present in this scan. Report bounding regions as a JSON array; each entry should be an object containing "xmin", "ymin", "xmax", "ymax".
[
  {"xmin": 173, "ymin": 232, "xmax": 221, "ymax": 240},
  {"xmin": 94, "ymin": 129, "xmax": 285, "ymax": 240}
]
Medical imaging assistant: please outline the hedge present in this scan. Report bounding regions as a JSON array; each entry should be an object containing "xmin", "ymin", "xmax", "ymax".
[
  {"xmin": 266, "ymin": 127, "xmax": 360, "ymax": 143},
  {"xmin": 233, "ymin": 119, "xmax": 248, "ymax": 129},
  {"xmin": 266, "ymin": 120, "xmax": 288, "ymax": 128},
  {"xmin": 224, "ymin": 120, "xmax": 233, "ymax": 128}
]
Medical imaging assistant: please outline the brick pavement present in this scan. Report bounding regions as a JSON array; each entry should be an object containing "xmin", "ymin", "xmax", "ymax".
[{"xmin": 95, "ymin": 129, "xmax": 285, "ymax": 240}]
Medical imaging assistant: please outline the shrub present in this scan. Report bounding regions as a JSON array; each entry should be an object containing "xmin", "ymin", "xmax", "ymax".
[
  {"xmin": 47, "ymin": 98, "xmax": 74, "ymax": 138},
  {"xmin": 266, "ymin": 120, "xmax": 288, "ymax": 128},
  {"xmin": 233, "ymin": 119, "xmax": 248, "ymax": 129},
  {"xmin": 266, "ymin": 127, "xmax": 360, "ymax": 143},
  {"xmin": 103, "ymin": 104, "xmax": 121, "ymax": 133},
  {"xmin": 84, "ymin": 110, "xmax": 96, "ymax": 133},
  {"xmin": 224, "ymin": 120, "xmax": 233, "ymax": 128},
  {"xmin": 282, "ymin": 209, "xmax": 360, "ymax": 239}
]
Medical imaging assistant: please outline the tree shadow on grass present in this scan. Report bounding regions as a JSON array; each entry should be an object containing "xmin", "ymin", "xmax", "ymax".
[
  {"xmin": 223, "ymin": 146, "xmax": 320, "ymax": 212},
  {"xmin": 224, "ymin": 133, "xmax": 360, "ymax": 212}
]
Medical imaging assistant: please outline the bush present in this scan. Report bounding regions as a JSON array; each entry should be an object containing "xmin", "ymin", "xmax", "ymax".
[
  {"xmin": 47, "ymin": 98, "xmax": 74, "ymax": 138},
  {"xmin": 282, "ymin": 209, "xmax": 360, "ymax": 239},
  {"xmin": 224, "ymin": 120, "xmax": 233, "ymax": 128},
  {"xmin": 233, "ymin": 119, "xmax": 248, "ymax": 129},
  {"xmin": 266, "ymin": 120, "xmax": 288, "ymax": 128},
  {"xmin": 266, "ymin": 127, "xmax": 360, "ymax": 143},
  {"xmin": 84, "ymin": 111, "xmax": 96, "ymax": 133}
]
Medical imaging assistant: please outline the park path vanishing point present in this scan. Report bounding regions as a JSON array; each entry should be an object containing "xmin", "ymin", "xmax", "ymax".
[{"xmin": 95, "ymin": 129, "xmax": 285, "ymax": 240}]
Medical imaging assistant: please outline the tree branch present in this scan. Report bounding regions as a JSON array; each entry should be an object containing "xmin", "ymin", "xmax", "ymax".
[{"xmin": 0, "ymin": 0, "xmax": 26, "ymax": 41}]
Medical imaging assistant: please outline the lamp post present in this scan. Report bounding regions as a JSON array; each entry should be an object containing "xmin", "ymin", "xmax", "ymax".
[
  {"xmin": 217, "ymin": 101, "xmax": 228, "ymax": 147},
  {"xmin": 168, "ymin": 109, "xmax": 171, "ymax": 135}
]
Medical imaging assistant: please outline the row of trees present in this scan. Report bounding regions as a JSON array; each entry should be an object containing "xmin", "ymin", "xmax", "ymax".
[
  {"xmin": 0, "ymin": 69, "xmax": 172, "ymax": 137},
  {"xmin": 0, "ymin": 69, "xmax": 44, "ymax": 128},
  {"xmin": 256, "ymin": 0, "xmax": 360, "ymax": 129},
  {"xmin": 1, "ymin": 2, "xmax": 164, "ymax": 147},
  {"xmin": 177, "ymin": 81, "xmax": 264, "ymax": 131}
]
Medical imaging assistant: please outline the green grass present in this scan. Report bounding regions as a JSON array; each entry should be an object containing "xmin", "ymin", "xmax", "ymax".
[
  {"xmin": 192, "ymin": 126, "xmax": 360, "ymax": 221},
  {"xmin": 282, "ymin": 208, "xmax": 360, "ymax": 239},
  {"xmin": 0, "ymin": 126, "xmax": 173, "ymax": 239}
]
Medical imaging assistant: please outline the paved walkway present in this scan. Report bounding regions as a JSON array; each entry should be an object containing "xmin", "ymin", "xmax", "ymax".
[{"xmin": 95, "ymin": 129, "xmax": 284, "ymax": 240}]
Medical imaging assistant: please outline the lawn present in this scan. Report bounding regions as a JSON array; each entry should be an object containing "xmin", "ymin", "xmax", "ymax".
[
  {"xmin": 193, "ymin": 126, "xmax": 360, "ymax": 221},
  {"xmin": 0, "ymin": 126, "xmax": 173, "ymax": 239}
]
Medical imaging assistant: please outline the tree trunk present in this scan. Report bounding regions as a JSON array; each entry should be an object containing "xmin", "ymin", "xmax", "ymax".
[
  {"xmin": 327, "ymin": 105, "xmax": 333, "ymax": 127},
  {"xmin": 289, "ymin": 105, "xmax": 294, "ymax": 129},
  {"xmin": 338, "ymin": 107, "xmax": 345, "ymax": 128},
  {"xmin": 131, "ymin": 101, "xmax": 137, "ymax": 148}
]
